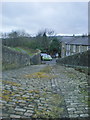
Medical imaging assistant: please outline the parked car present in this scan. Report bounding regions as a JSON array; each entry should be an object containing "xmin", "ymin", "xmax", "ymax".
[{"xmin": 41, "ymin": 53, "xmax": 52, "ymax": 61}]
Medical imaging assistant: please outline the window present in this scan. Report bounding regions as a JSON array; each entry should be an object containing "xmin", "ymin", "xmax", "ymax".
[
  {"xmin": 87, "ymin": 46, "xmax": 89, "ymax": 50},
  {"xmin": 66, "ymin": 51, "xmax": 69, "ymax": 56},
  {"xmin": 68, "ymin": 51, "xmax": 70, "ymax": 55}
]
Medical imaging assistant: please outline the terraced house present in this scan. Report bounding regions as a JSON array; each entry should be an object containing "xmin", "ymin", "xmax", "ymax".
[{"xmin": 59, "ymin": 36, "xmax": 90, "ymax": 58}]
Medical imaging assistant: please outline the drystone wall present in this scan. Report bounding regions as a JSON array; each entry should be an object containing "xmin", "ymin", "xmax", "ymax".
[
  {"xmin": 30, "ymin": 53, "xmax": 41, "ymax": 65},
  {"xmin": 2, "ymin": 46, "xmax": 41, "ymax": 69},
  {"xmin": 57, "ymin": 50, "xmax": 90, "ymax": 67}
]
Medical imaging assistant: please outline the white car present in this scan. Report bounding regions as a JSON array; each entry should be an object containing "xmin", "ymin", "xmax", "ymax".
[{"xmin": 41, "ymin": 53, "xmax": 52, "ymax": 61}]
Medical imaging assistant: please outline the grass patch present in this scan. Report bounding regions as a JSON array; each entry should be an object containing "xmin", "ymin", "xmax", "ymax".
[
  {"xmin": 40, "ymin": 66, "xmax": 52, "ymax": 73},
  {"xmin": 88, "ymin": 97, "xmax": 90, "ymax": 107},
  {"xmin": 2, "ymin": 63, "xmax": 17, "ymax": 71},
  {"xmin": 78, "ymin": 82, "xmax": 89, "ymax": 105},
  {"xmin": 67, "ymin": 73, "xmax": 77, "ymax": 79},
  {"xmin": 8, "ymin": 47, "xmax": 38, "ymax": 56},
  {"xmin": 75, "ymin": 67, "xmax": 90, "ymax": 75},
  {"xmin": 24, "ymin": 72, "xmax": 56, "ymax": 79},
  {"xmin": 25, "ymin": 72, "xmax": 49, "ymax": 79}
]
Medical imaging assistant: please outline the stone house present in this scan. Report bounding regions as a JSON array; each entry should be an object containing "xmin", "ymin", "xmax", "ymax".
[{"xmin": 58, "ymin": 36, "xmax": 90, "ymax": 58}]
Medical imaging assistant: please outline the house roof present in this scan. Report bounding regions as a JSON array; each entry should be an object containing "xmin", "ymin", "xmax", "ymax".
[
  {"xmin": 67, "ymin": 37, "xmax": 90, "ymax": 45},
  {"xmin": 57, "ymin": 36, "xmax": 74, "ymax": 44},
  {"xmin": 57, "ymin": 36, "xmax": 90, "ymax": 46}
]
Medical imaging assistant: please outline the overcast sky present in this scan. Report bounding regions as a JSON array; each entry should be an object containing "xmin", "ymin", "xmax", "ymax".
[{"xmin": 1, "ymin": 2, "xmax": 88, "ymax": 35}]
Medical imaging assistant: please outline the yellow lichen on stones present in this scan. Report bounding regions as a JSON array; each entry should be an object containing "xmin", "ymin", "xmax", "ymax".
[
  {"xmin": 3, "ymin": 80, "xmax": 21, "ymax": 87},
  {"xmin": 28, "ymin": 90, "xmax": 39, "ymax": 94},
  {"xmin": 24, "ymin": 72, "xmax": 49, "ymax": 79},
  {"xmin": 2, "ymin": 94, "xmax": 11, "ymax": 101},
  {"xmin": 24, "ymin": 72, "xmax": 56, "ymax": 79}
]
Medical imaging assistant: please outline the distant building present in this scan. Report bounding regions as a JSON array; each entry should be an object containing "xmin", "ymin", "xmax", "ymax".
[{"xmin": 58, "ymin": 36, "xmax": 90, "ymax": 58}]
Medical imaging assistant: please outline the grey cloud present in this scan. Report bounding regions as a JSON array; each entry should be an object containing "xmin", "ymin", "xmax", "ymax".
[{"xmin": 2, "ymin": 2, "xmax": 88, "ymax": 35}]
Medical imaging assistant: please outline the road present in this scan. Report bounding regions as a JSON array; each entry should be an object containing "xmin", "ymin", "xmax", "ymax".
[
  {"xmin": 1, "ymin": 60, "xmax": 89, "ymax": 119},
  {"xmin": 41, "ymin": 58, "xmax": 57, "ymax": 65}
]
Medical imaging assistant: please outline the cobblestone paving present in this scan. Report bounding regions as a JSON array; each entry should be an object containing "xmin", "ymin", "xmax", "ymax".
[
  {"xmin": 51, "ymin": 65, "xmax": 89, "ymax": 118},
  {"xmin": 1, "ymin": 64, "xmax": 89, "ymax": 119}
]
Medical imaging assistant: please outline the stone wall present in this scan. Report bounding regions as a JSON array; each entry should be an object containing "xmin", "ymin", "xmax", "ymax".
[
  {"xmin": 2, "ymin": 46, "xmax": 41, "ymax": 70},
  {"xmin": 57, "ymin": 50, "xmax": 90, "ymax": 67},
  {"xmin": 30, "ymin": 53, "xmax": 41, "ymax": 65}
]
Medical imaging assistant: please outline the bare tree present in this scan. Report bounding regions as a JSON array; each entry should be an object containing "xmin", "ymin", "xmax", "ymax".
[{"xmin": 36, "ymin": 29, "xmax": 55, "ymax": 52}]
